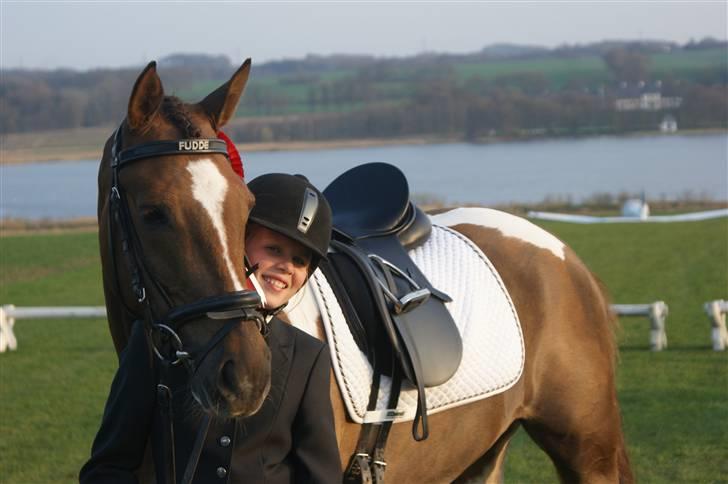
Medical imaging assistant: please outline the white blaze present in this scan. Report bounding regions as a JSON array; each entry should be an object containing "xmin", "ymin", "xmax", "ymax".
[
  {"xmin": 432, "ymin": 207, "xmax": 566, "ymax": 260},
  {"xmin": 186, "ymin": 159, "xmax": 243, "ymax": 290}
]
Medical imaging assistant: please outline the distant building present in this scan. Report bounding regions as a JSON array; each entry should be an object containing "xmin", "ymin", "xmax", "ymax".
[
  {"xmin": 615, "ymin": 81, "xmax": 682, "ymax": 112},
  {"xmin": 659, "ymin": 114, "xmax": 678, "ymax": 133}
]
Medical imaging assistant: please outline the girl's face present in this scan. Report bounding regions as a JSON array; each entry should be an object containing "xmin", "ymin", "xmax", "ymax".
[{"xmin": 246, "ymin": 225, "xmax": 312, "ymax": 309}]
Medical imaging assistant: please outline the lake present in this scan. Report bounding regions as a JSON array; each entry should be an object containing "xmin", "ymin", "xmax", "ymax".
[{"xmin": 1, "ymin": 133, "xmax": 726, "ymax": 220}]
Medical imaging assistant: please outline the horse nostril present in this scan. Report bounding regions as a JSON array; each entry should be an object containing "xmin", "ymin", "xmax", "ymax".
[{"xmin": 220, "ymin": 360, "xmax": 242, "ymax": 396}]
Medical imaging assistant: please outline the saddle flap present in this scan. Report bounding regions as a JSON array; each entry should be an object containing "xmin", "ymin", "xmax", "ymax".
[
  {"xmin": 369, "ymin": 257, "xmax": 463, "ymax": 387},
  {"xmin": 324, "ymin": 162, "xmax": 410, "ymax": 239},
  {"xmin": 328, "ymin": 236, "xmax": 463, "ymax": 388}
]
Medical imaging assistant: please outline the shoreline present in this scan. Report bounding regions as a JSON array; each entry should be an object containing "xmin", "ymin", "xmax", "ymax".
[
  {"xmin": 0, "ymin": 135, "xmax": 446, "ymax": 165},
  {"xmin": 2, "ymin": 128, "xmax": 725, "ymax": 165},
  {"xmin": 3, "ymin": 201, "xmax": 727, "ymax": 237}
]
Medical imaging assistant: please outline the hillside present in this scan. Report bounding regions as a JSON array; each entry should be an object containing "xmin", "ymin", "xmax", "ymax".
[{"xmin": 1, "ymin": 38, "xmax": 726, "ymax": 152}]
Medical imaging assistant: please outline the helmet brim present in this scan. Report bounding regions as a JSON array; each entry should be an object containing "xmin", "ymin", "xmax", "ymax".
[{"xmin": 248, "ymin": 216, "xmax": 329, "ymax": 261}]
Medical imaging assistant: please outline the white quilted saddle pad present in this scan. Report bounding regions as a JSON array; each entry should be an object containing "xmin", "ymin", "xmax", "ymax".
[{"xmin": 308, "ymin": 223, "xmax": 525, "ymax": 424}]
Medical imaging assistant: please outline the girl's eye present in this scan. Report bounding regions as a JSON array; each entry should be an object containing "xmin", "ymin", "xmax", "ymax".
[
  {"xmin": 265, "ymin": 245, "xmax": 281, "ymax": 255},
  {"xmin": 292, "ymin": 256, "xmax": 308, "ymax": 268}
]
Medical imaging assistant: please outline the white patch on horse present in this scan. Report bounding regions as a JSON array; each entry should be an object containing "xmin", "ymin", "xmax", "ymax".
[
  {"xmin": 432, "ymin": 207, "xmax": 566, "ymax": 260},
  {"xmin": 186, "ymin": 159, "xmax": 243, "ymax": 290}
]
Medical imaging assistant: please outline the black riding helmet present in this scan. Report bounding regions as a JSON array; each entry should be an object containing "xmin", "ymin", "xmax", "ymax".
[{"xmin": 247, "ymin": 173, "xmax": 332, "ymax": 273}]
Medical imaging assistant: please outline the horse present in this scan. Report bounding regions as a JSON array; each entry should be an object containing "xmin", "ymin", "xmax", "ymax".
[
  {"xmin": 97, "ymin": 59, "xmax": 271, "ymax": 420},
  {"xmin": 100, "ymin": 62, "xmax": 633, "ymax": 483}
]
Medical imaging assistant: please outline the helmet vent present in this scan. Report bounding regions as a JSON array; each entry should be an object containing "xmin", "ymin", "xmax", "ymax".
[{"xmin": 297, "ymin": 188, "xmax": 319, "ymax": 234}]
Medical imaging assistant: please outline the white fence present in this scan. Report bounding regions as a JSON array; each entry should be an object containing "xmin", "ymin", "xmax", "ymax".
[
  {"xmin": 0, "ymin": 305, "xmax": 107, "ymax": 353},
  {"xmin": 528, "ymin": 208, "xmax": 728, "ymax": 224},
  {"xmin": 611, "ymin": 302, "xmax": 669, "ymax": 351},
  {"xmin": 1, "ymin": 301, "xmax": 725, "ymax": 352}
]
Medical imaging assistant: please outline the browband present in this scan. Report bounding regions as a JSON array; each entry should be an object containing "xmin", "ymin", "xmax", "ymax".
[{"xmin": 114, "ymin": 138, "xmax": 230, "ymax": 167}]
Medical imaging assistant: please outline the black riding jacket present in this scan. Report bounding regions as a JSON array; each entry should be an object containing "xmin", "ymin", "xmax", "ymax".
[{"xmin": 80, "ymin": 318, "xmax": 341, "ymax": 483}]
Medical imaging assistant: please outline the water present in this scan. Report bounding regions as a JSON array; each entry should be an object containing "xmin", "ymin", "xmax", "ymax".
[{"xmin": 1, "ymin": 134, "xmax": 726, "ymax": 220}]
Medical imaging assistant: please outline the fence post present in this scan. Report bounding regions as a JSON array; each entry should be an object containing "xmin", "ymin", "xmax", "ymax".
[
  {"xmin": 611, "ymin": 302, "xmax": 669, "ymax": 351},
  {"xmin": 648, "ymin": 301, "xmax": 669, "ymax": 351},
  {"xmin": 704, "ymin": 300, "xmax": 728, "ymax": 351},
  {"xmin": 0, "ymin": 305, "xmax": 18, "ymax": 353}
]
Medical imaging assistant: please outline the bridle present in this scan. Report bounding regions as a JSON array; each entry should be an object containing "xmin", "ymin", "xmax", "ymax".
[{"xmin": 107, "ymin": 122, "xmax": 267, "ymax": 375}]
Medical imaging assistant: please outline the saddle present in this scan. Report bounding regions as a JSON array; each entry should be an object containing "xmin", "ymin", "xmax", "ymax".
[{"xmin": 320, "ymin": 162, "xmax": 463, "ymax": 483}]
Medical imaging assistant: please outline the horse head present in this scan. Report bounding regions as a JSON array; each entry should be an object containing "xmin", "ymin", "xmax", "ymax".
[{"xmin": 98, "ymin": 59, "xmax": 272, "ymax": 418}]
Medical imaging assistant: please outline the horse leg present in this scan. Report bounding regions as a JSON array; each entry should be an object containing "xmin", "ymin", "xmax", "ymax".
[
  {"xmin": 519, "ymin": 332, "xmax": 634, "ymax": 484},
  {"xmin": 522, "ymin": 412, "xmax": 632, "ymax": 484},
  {"xmin": 453, "ymin": 421, "xmax": 520, "ymax": 484}
]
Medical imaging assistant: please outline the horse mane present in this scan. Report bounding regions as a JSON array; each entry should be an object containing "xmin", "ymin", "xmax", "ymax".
[{"xmin": 161, "ymin": 96, "xmax": 202, "ymax": 138}]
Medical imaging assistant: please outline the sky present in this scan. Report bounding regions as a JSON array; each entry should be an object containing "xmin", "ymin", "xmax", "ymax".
[{"xmin": 1, "ymin": 1, "xmax": 726, "ymax": 71}]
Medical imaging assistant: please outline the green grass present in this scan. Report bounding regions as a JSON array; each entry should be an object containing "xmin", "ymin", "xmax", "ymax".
[
  {"xmin": 1, "ymin": 219, "xmax": 727, "ymax": 482},
  {"xmin": 651, "ymin": 48, "xmax": 728, "ymax": 79},
  {"xmin": 0, "ymin": 232, "xmax": 114, "ymax": 483},
  {"xmin": 454, "ymin": 55, "xmax": 608, "ymax": 86}
]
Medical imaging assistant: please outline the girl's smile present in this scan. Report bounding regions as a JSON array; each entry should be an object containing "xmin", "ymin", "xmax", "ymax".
[{"xmin": 246, "ymin": 224, "xmax": 312, "ymax": 309}]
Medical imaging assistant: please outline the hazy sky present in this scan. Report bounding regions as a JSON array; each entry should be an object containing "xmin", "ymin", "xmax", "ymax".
[{"xmin": 1, "ymin": 1, "xmax": 726, "ymax": 71}]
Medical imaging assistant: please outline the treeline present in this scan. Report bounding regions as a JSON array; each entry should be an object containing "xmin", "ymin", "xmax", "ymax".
[
  {"xmin": 222, "ymin": 81, "xmax": 727, "ymax": 143},
  {"xmin": 1, "ymin": 39, "xmax": 726, "ymax": 139},
  {"xmin": 0, "ymin": 54, "xmax": 232, "ymax": 133}
]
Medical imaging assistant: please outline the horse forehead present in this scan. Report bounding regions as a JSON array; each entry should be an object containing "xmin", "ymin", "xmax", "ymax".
[
  {"xmin": 432, "ymin": 207, "xmax": 566, "ymax": 260},
  {"xmin": 185, "ymin": 158, "xmax": 229, "ymax": 203}
]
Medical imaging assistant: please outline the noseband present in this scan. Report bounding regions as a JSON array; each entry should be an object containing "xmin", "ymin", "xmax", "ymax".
[{"xmin": 107, "ymin": 123, "xmax": 266, "ymax": 375}]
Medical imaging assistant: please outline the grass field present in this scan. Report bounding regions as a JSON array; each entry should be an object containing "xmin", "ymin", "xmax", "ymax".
[{"xmin": 1, "ymin": 219, "xmax": 727, "ymax": 483}]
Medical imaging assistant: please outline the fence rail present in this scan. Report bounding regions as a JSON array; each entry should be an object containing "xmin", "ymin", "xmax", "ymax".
[
  {"xmin": 2, "ymin": 300, "xmax": 724, "ymax": 352},
  {"xmin": 0, "ymin": 305, "xmax": 107, "ymax": 352}
]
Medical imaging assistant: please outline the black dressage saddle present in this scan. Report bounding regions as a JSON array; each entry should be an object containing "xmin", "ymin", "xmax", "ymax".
[
  {"xmin": 321, "ymin": 162, "xmax": 463, "ymax": 441},
  {"xmin": 323, "ymin": 162, "xmax": 462, "ymax": 385},
  {"xmin": 323, "ymin": 163, "xmax": 463, "ymax": 483}
]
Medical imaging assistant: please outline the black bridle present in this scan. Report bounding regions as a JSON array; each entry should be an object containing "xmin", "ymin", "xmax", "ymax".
[{"xmin": 107, "ymin": 123, "xmax": 266, "ymax": 375}]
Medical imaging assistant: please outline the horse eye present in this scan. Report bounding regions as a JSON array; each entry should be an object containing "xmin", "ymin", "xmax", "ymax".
[{"xmin": 140, "ymin": 205, "xmax": 169, "ymax": 227}]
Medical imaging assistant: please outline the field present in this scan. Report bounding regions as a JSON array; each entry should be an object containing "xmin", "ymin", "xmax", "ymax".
[{"xmin": 1, "ymin": 218, "xmax": 727, "ymax": 483}]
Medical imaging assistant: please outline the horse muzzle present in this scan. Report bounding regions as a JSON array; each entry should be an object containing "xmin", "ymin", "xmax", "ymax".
[{"xmin": 151, "ymin": 290, "xmax": 273, "ymax": 417}]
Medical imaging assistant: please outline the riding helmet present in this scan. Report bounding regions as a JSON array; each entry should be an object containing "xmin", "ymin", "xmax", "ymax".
[{"xmin": 247, "ymin": 173, "xmax": 332, "ymax": 271}]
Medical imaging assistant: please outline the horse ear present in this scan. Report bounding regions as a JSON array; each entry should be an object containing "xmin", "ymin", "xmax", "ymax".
[
  {"xmin": 199, "ymin": 58, "xmax": 251, "ymax": 130},
  {"xmin": 127, "ymin": 61, "xmax": 164, "ymax": 132}
]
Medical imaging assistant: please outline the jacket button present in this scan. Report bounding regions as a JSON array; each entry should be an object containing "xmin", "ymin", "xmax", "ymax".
[
  {"xmin": 216, "ymin": 466, "xmax": 228, "ymax": 478},
  {"xmin": 219, "ymin": 435, "xmax": 231, "ymax": 447}
]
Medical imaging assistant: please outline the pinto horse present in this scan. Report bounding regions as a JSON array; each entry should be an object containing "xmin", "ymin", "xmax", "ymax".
[{"xmin": 101, "ymin": 62, "xmax": 632, "ymax": 483}]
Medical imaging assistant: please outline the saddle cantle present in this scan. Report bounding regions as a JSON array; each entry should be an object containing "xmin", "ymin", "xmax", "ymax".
[{"xmin": 323, "ymin": 162, "xmax": 432, "ymax": 250}]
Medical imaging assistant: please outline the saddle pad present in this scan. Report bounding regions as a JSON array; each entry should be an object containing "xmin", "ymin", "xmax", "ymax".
[{"xmin": 306, "ymin": 223, "xmax": 525, "ymax": 424}]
